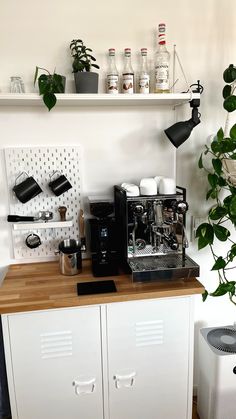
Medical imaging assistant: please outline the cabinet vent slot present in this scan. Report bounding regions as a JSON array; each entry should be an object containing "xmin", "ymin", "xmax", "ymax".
[
  {"xmin": 40, "ymin": 330, "xmax": 73, "ymax": 359},
  {"xmin": 135, "ymin": 320, "xmax": 164, "ymax": 347}
]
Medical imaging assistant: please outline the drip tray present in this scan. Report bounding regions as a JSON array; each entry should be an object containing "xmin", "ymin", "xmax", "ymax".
[{"xmin": 128, "ymin": 254, "xmax": 200, "ymax": 282}]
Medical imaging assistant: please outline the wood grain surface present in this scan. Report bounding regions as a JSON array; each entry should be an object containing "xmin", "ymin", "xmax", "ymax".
[{"xmin": 0, "ymin": 259, "xmax": 204, "ymax": 314}]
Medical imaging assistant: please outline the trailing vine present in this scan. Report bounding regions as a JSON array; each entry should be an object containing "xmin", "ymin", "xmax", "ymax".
[{"xmin": 197, "ymin": 64, "xmax": 236, "ymax": 305}]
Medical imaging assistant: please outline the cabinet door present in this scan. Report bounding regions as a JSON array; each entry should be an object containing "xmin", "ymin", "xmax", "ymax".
[
  {"xmin": 7, "ymin": 306, "xmax": 103, "ymax": 419},
  {"xmin": 106, "ymin": 297, "xmax": 191, "ymax": 419}
]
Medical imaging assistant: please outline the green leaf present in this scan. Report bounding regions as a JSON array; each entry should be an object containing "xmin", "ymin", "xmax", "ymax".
[
  {"xmin": 223, "ymin": 64, "xmax": 236, "ymax": 83},
  {"xmin": 210, "ymin": 282, "xmax": 235, "ymax": 296},
  {"xmin": 224, "ymin": 95, "xmax": 236, "ymax": 113},
  {"xmin": 198, "ymin": 153, "xmax": 203, "ymax": 169},
  {"xmin": 43, "ymin": 92, "xmax": 57, "ymax": 111},
  {"xmin": 229, "ymin": 195, "xmax": 236, "ymax": 216},
  {"xmin": 218, "ymin": 176, "xmax": 227, "ymax": 187},
  {"xmin": 206, "ymin": 189, "xmax": 217, "ymax": 200},
  {"xmin": 208, "ymin": 173, "xmax": 218, "ymax": 189},
  {"xmin": 222, "ymin": 138, "xmax": 236, "ymax": 152},
  {"xmin": 211, "ymin": 257, "xmax": 226, "ymax": 270},
  {"xmin": 212, "ymin": 158, "xmax": 222, "ymax": 175},
  {"xmin": 202, "ymin": 290, "xmax": 208, "ymax": 302},
  {"xmin": 198, "ymin": 236, "xmax": 210, "ymax": 250},
  {"xmin": 211, "ymin": 141, "xmax": 221, "ymax": 154},
  {"xmin": 209, "ymin": 206, "xmax": 227, "ymax": 220},
  {"xmin": 196, "ymin": 223, "xmax": 214, "ymax": 249},
  {"xmin": 228, "ymin": 244, "xmax": 236, "ymax": 262},
  {"xmin": 38, "ymin": 75, "xmax": 51, "ymax": 95},
  {"xmin": 217, "ymin": 127, "xmax": 224, "ymax": 141},
  {"xmin": 224, "ymin": 195, "xmax": 232, "ymax": 207},
  {"xmin": 213, "ymin": 224, "xmax": 230, "ymax": 241},
  {"xmin": 223, "ymin": 84, "xmax": 232, "ymax": 99},
  {"xmin": 230, "ymin": 124, "xmax": 236, "ymax": 140}
]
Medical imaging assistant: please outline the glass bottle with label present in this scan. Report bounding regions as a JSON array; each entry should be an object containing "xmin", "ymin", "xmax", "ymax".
[
  {"xmin": 122, "ymin": 48, "xmax": 134, "ymax": 94},
  {"xmin": 138, "ymin": 48, "xmax": 150, "ymax": 94},
  {"xmin": 107, "ymin": 48, "xmax": 119, "ymax": 94},
  {"xmin": 155, "ymin": 23, "xmax": 170, "ymax": 93}
]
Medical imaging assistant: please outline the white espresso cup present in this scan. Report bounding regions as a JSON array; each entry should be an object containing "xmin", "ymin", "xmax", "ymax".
[
  {"xmin": 159, "ymin": 177, "xmax": 176, "ymax": 194},
  {"xmin": 140, "ymin": 178, "xmax": 157, "ymax": 195},
  {"xmin": 121, "ymin": 183, "xmax": 140, "ymax": 196},
  {"xmin": 154, "ymin": 176, "xmax": 163, "ymax": 193}
]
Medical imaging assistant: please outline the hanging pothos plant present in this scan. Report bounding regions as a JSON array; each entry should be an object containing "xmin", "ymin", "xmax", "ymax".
[{"xmin": 197, "ymin": 64, "xmax": 236, "ymax": 305}]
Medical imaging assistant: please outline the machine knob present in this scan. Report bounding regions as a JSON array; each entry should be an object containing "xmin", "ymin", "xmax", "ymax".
[
  {"xmin": 176, "ymin": 201, "xmax": 189, "ymax": 214},
  {"xmin": 233, "ymin": 366, "xmax": 236, "ymax": 374},
  {"xmin": 133, "ymin": 204, "xmax": 144, "ymax": 215},
  {"xmin": 163, "ymin": 233, "xmax": 179, "ymax": 251},
  {"xmin": 170, "ymin": 240, "xmax": 179, "ymax": 251},
  {"xmin": 169, "ymin": 200, "xmax": 188, "ymax": 214},
  {"xmin": 135, "ymin": 239, "xmax": 146, "ymax": 250}
]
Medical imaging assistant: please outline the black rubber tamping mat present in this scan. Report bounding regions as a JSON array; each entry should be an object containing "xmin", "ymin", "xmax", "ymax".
[{"xmin": 77, "ymin": 280, "xmax": 117, "ymax": 295}]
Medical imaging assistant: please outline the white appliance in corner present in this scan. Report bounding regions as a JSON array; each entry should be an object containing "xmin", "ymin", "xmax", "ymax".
[{"xmin": 197, "ymin": 326, "xmax": 236, "ymax": 419}]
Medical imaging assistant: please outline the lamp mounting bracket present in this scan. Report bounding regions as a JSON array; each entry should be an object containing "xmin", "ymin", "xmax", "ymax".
[{"xmin": 190, "ymin": 98, "xmax": 200, "ymax": 108}]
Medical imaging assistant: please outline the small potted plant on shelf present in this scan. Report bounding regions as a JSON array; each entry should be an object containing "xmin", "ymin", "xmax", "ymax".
[
  {"xmin": 69, "ymin": 39, "xmax": 99, "ymax": 93},
  {"xmin": 197, "ymin": 64, "xmax": 236, "ymax": 305},
  {"xmin": 34, "ymin": 66, "xmax": 66, "ymax": 111}
]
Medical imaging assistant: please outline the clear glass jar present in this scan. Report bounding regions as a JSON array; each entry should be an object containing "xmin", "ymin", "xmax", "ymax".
[{"xmin": 10, "ymin": 77, "xmax": 25, "ymax": 93}]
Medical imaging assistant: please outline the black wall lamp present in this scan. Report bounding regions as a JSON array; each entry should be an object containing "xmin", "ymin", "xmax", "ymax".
[{"xmin": 164, "ymin": 81, "xmax": 203, "ymax": 148}]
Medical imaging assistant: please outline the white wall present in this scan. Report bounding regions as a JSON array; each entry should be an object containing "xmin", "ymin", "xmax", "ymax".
[{"xmin": 1, "ymin": 0, "xmax": 236, "ymax": 387}]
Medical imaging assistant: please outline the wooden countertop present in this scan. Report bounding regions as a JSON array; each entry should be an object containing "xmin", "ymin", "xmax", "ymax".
[{"xmin": 0, "ymin": 260, "xmax": 204, "ymax": 314}]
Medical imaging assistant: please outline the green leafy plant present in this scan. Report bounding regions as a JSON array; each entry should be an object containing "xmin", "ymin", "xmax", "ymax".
[
  {"xmin": 197, "ymin": 64, "xmax": 236, "ymax": 305},
  {"xmin": 34, "ymin": 66, "xmax": 65, "ymax": 111},
  {"xmin": 69, "ymin": 39, "xmax": 99, "ymax": 73}
]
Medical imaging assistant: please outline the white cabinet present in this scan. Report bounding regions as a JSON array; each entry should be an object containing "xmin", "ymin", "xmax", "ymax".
[
  {"xmin": 5, "ymin": 306, "xmax": 104, "ymax": 419},
  {"xmin": 2, "ymin": 296, "xmax": 194, "ymax": 419},
  {"xmin": 106, "ymin": 297, "xmax": 191, "ymax": 419}
]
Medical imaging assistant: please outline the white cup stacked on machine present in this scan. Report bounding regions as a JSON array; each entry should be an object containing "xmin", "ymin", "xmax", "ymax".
[
  {"xmin": 158, "ymin": 177, "xmax": 176, "ymax": 194},
  {"xmin": 121, "ymin": 176, "xmax": 176, "ymax": 196},
  {"xmin": 139, "ymin": 178, "xmax": 157, "ymax": 195}
]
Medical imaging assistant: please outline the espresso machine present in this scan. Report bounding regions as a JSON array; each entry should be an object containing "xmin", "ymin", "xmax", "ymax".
[
  {"xmin": 114, "ymin": 185, "xmax": 199, "ymax": 282},
  {"xmin": 88, "ymin": 197, "xmax": 119, "ymax": 277}
]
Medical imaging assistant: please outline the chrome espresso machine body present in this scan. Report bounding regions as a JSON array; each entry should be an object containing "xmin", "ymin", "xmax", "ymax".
[{"xmin": 114, "ymin": 185, "xmax": 199, "ymax": 282}]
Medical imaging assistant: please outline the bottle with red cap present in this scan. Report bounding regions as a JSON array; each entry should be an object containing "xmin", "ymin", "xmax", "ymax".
[
  {"xmin": 138, "ymin": 48, "xmax": 150, "ymax": 94},
  {"xmin": 154, "ymin": 23, "xmax": 170, "ymax": 93},
  {"xmin": 122, "ymin": 48, "xmax": 134, "ymax": 94},
  {"xmin": 107, "ymin": 48, "xmax": 119, "ymax": 94}
]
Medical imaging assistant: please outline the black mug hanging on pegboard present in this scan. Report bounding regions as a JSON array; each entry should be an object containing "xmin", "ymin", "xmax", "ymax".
[
  {"xmin": 13, "ymin": 171, "xmax": 43, "ymax": 203},
  {"xmin": 48, "ymin": 171, "xmax": 72, "ymax": 196}
]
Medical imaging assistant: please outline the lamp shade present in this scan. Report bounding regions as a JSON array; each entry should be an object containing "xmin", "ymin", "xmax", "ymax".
[{"xmin": 164, "ymin": 119, "xmax": 197, "ymax": 148}]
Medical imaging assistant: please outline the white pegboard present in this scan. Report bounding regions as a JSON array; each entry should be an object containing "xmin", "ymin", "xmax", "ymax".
[{"xmin": 4, "ymin": 146, "xmax": 83, "ymax": 261}]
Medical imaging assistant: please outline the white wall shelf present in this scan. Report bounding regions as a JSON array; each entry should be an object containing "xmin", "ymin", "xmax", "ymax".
[
  {"xmin": 0, "ymin": 93, "xmax": 200, "ymax": 107},
  {"xmin": 12, "ymin": 218, "xmax": 73, "ymax": 231}
]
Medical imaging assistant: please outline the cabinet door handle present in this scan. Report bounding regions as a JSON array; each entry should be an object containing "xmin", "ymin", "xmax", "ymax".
[
  {"xmin": 72, "ymin": 378, "xmax": 96, "ymax": 395},
  {"xmin": 113, "ymin": 372, "xmax": 136, "ymax": 389}
]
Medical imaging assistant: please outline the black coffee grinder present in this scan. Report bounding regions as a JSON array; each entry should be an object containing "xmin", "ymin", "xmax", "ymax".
[{"xmin": 88, "ymin": 197, "xmax": 119, "ymax": 277}]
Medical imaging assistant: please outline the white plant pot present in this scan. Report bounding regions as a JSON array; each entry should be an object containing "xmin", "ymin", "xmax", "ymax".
[{"xmin": 222, "ymin": 158, "xmax": 236, "ymax": 186}]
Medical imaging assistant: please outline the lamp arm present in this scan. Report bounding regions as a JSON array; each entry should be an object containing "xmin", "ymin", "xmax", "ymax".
[{"xmin": 191, "ymin": 107, "xmax": 201, "ymax": 125}]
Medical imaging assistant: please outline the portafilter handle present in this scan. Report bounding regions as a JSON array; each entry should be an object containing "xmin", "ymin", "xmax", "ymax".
[{"xmin": 79, "ymin": 209, "xmax": 86, "ymax": 251}]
